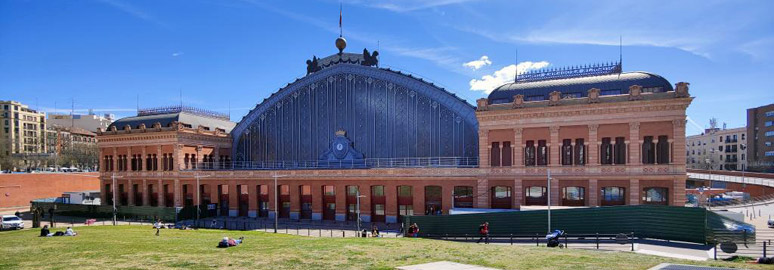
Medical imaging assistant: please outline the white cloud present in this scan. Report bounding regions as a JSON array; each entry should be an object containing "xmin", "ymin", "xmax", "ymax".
[
  {"xmin": 96, "ymin": 0, "xmax": 168, "ymax": 28},
  {"xmin": 172, "ymin": 52, "xmax": 184, "ymax": 57},
  {"xmin": 347, "ymin": 0, "xmax": 478, "ymax": 12},
  {"xmin": 462, "ymin": 55, "xmax": 491, "ymax": 70},
  {"xmin": 469, "ymin": 61, "xmax": 550, "ymax": 94}
]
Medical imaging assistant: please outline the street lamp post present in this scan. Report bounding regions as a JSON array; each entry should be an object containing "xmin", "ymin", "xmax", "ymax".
[
  {"xmin": 195, "ymin": 173, "xmax": 210, "ymax": 228},
  {"xmin": 111, "ymin": 172, "xmax": 122, "ymax": 226},
  {"xmin": 272, "ymin": 173, "xmax": 288, "ymax": 233},
  {"xmin": 547, "ymin": 168, "xmax": 552, "ymax": 233}
]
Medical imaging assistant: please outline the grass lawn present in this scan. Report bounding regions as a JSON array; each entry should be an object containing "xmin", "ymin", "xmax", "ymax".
[{"xmin": 0, "ymin": 226, "xmax": 764, "ymax": 270}]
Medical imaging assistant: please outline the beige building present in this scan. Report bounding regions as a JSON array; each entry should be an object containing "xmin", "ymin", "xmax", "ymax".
[
  {"xmin": 48, "ymin": 111, "xmax": 114, "ymax": 132},
  {"xmin": 686, "ymin": 127, "xmax": 747, "ymax": 171},
  {"xmin": 0, "ymin": 100, "xmax": 47, "ymax": 156}
]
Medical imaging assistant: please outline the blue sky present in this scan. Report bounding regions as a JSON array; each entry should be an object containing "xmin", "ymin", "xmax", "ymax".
[{"xmin": 1, "ymin": 0, "xmax": 772, "ymax": 135}]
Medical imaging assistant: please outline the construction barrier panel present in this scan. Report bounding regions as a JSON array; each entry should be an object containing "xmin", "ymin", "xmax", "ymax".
[{"xmin": 404, "ymin": 205, "xmax": 753, "ymax": 244}]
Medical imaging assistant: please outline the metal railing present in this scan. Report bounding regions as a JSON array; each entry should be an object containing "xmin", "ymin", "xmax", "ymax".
[{"xmin": 182, "ymin": 157, "xmax": 480, "ymax": 171}]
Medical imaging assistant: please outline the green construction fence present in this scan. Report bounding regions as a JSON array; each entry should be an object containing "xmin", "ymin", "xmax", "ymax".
[{"xmin": 403, "ymin": 205, "xmax": 754, "ymax": 244}]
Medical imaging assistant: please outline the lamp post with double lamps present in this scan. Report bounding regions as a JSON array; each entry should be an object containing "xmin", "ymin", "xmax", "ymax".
[{"xmin": 272, "ymin": 173, "xmax": 288, "ymax": 233}]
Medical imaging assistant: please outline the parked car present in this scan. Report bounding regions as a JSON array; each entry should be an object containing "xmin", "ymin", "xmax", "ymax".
[
  {"xmin": 768, "ymin": 218, "xmax": 774, "ymax": 229},
  {"xmin": 1, "ymin": 215, "xmax": 24, "ymax": 230}
]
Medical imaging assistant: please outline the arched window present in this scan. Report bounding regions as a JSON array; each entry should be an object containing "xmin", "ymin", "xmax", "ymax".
[
  {"xmin": 657, "ymin": 135, "xmax": 670, "ymax": 164},
  {"xmin": 562, "ymin": 186, "xmax": 585, "ymax": 206},
  {"xmin": 561, "ymin": 139, "xmax": 573, "ymax": 165},
  {"xmin": 642, "ymin": 136, "xmax": 655, "ymax": 164},
  {"xmin": 601, "ymin": 187, "xmax": 625, "ymax": 206},
  {"xmin": 643, "ymin": 187, "xmax": 668, "ymax": 205},
  {"xmin": 525, "ymin": 141, "xmax": 536, "ymax": 166}
]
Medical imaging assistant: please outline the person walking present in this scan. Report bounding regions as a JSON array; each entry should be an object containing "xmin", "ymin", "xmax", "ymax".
[{"xmin": 476, "ymin": 222, "xmax": 489, "ymax": 244}]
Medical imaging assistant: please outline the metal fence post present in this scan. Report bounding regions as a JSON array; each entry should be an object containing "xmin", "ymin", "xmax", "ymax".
[
  {"xmin": 342, "ymin": 230, "xmax": 345, "ymax": 237},
  {"xmin": 510, "ymin": 234, "xmax": 513, "ymax": 245},
  {"xmin": 630, "ymin": 232, "xmax": 635, "ymax": 251},
  {"xmin": 764, "ymin": 241, "xmax": 767, "ymax": 258},
  {"xmin": 564, "ymin": 234, "xmax": 568, "ymax": 248},
  {"xmin": 536, "ymin": 233, "xmax": 539, "ymax": 246},
  {"xmin": 714, "ymin": 243, "xmax": 717, "ymax": 260},
  {"xmin": 596, "ymin": 233, "xmax": 599, "ymax": 249}
]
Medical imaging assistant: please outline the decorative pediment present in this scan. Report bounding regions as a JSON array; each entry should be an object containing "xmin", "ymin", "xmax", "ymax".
[
  {"xmin": 588, "ymin": 88, "xmax": 600, "ymax": 103},
  {"xmin": 513, "ymin": 94, "xmax": 524, "ymax": 109},
  {"xmin": 548, "ymin": 91, "xmax": 561, "ymax": 106},
  {"xmin": 675, "ymin": 82, "xmax": 690, "ymax": 98},
  {"xmin": 476, "ymin": 98, "xmax": 488, "ymax": 111},
  {"xmin": 629, "ymin": 85, "xmax": 643, "ymax": 101}
]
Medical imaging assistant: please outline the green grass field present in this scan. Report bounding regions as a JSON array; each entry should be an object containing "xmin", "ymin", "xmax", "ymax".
[{"xmin": 0, "ymin": 226, "xmax": 763, "ymax": 270}]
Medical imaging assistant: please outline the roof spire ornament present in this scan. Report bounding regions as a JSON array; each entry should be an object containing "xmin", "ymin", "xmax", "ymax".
[{"xmin": 335, "ymin": 3, "xmax": 347, "ymax": 54}]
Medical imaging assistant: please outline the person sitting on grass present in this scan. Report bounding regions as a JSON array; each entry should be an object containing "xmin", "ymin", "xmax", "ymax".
[
  {"xmin": 64, "ymin": 227, "xmax": 77, "ymax": 236},
  {"xmin": 39, "ymin": 225, "xmax": 50, "ymax": 237}
]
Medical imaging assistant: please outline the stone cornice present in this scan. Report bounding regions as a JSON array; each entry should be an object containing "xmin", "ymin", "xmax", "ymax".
[
  {"xmin": 100, "ymin": 164, "xmax": 686, "ymax": 180},
  {"xmin": 476, "ymin": 97, "xmax": 692, "ymax": 127}
]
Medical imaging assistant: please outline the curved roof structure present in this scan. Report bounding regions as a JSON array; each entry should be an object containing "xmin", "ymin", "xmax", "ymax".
[
  {"xmin": 231, "ymin": 57, "xmax": 479, "ymax": 168},
  {"xmin": 488, "ymin": 71, "xmax": 673, "ymax": 104}
]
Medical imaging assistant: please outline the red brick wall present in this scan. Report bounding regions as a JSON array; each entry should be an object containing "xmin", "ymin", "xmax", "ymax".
[{"xmin": 0, "ymin": 173, "xmax": 99, "ymax": 208}]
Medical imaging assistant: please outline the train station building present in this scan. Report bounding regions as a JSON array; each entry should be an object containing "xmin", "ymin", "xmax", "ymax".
[{"xmin": 97, "ymin": 35, "xmax": 693, "ymax": 223}]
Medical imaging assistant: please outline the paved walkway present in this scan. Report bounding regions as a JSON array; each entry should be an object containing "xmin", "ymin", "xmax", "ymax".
[{"xmin": 397, "ymin": 261, "xmax": 500, "ymax": 270}]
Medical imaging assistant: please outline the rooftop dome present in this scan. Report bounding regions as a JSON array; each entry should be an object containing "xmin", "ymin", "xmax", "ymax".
[{"xmin": 487, "ymin": 70, "xmax": 674, "ymax": 105}]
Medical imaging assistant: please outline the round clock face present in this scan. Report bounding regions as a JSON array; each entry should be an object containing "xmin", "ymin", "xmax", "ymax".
[{"xmin": 332, "ymin": 138, "xmax": 349, "ymax": 159}]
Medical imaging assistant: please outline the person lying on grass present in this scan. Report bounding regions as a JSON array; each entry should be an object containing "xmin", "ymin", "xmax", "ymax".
[{"xmin": 218, "ymin": 236, "xmax": 244, "ymax": 248}]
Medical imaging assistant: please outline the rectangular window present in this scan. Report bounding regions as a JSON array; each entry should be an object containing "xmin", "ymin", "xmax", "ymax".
[
  {"xmin": 766, "ymin": 142, "xmax": 772, "ymax": 147},
  {"xmin": 397, "ymin": 186, "xmax": 412, "ymax": 197},
  {"xmin": 371, "ymin": 186, "xmax": 384, "ymax": 196},
  {"xmin": 614, "ymin": 137, "xmax": 626, "ymax": 164},
  {"xmin": 561, "ymin": 92, "xmax": 582, "ymax": 99},
  {"xmin": 766, "ymin": 151, "xmax": 774, "ymax": 157},
  {"xmin": 490, "ymin": 142, "xmax": 500, "ymax": 167},
  {"xmin": 525, "ymin": 95, "xmax": 544, "ymax": 101},
  {"xmin": 323, "ymin": 186, "xmax": 335, "ymax": 196},
  {"xmin": 766, "ymin": 131, "xmax": 774, "ymax": 137},
  {"xmin": 374, "ymin": 204, "xmax": 385, "ymax": 215},
  {"xmin": 501, "ymin": 141, "xmax": 512, "ymax": 166},
  {"xmin": 574, "ymin": 138, "xmax": 585, "ymax": 165},
  {"xmin": 766, "ymin": 111, "xmax": 774, "ymax": 117},
  {"xmin": 537, "ymin": 140, "xmax": 548, "ymax": 166},
  {"xmin": 561, "ymin": 139, "xmax": 573, "ymax": 165},
  {"xmin": 525, "ymin": 140, "xmax": 536, "ymax": 166},
  {"xmin": 398, "ymin": 205, "xmax": 414, "ymax": 216},
  {"xmin": 346, "ymin": 185, "xmax": 358, "ymax": 196},
  {"xmin": 601, "ymin": 137, "xmax": 613, "ymax": 165}
]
